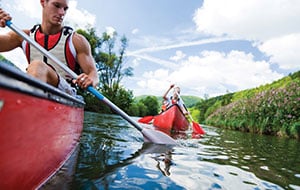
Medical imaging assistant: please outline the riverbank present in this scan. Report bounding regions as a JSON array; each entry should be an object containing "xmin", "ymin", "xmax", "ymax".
[{"xmin": 205, "ymin": 79, "xmax": 300, "ymax": 139}]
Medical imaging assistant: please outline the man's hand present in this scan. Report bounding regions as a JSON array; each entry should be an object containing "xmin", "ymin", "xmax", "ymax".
[
  {"xmin": 0, "ymin": 8, "xmax": 12, "ymax": 27},
  {"xmin": 74, "ymin": 73, "xmax": 93, "ymax": 89}
]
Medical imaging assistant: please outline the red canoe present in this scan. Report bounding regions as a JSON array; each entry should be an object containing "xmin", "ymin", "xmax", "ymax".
[
  {"xmin": 153, "ymin": 104, "xmax": 190, "ymax": 132},
  {"xmin": 0, "ymin": 63, "xmax": 85, "ymax": 189}
]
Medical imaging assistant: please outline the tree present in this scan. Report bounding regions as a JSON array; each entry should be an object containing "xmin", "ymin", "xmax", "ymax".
[
  {"xmin": 76, "ymin": 28, "xmax": 100, "ymax": 57},
  {"xmin": 77, "ymin": 28, "xmax": 134, "ymax": 112},
  {"xmin": 140, "ymin": 96, "xmax": 159, "ymax": 116},
  {"xmin": 95, "ymin": 31, "xmax": 133, "ymax": 89},
  {"xmin": 102, "ymin": 83, "xmax": 134, "ymax": 114}
]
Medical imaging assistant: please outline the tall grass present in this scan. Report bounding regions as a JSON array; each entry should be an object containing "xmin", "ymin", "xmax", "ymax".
[{"xmin": 206, "ymin": 81, "xmax": 300, "ymax": 139}]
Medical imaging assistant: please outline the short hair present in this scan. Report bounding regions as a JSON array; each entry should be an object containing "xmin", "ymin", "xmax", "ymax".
[{"xmin": 174, "ymin": 86, "xmax": 180, "ymax": 94}]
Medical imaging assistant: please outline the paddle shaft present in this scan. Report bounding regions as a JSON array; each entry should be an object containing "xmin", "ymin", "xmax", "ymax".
[
  {"xmin": 87, "ymin": 87, "xmax": 142, "ymax": 131},
  {"xmin": 7, "ymin": 21, "xmax": 178, "ymax": 144},
  {"xmin": 177, "ymin": 92, "xmax": 205, "ymax": 134},
  {"xmin": 6, "ymin": 21, "xmax": 143, "ymax": 132},
  {"xmin": 176, "ymin": 92, "xmax": 199, "ymax": 123}
]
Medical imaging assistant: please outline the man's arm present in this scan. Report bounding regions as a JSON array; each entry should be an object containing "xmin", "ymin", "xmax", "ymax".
[
  {"xmin": 176, "ymin": 99, "xmax": 187, "ymax": 114},
  {"xmin": 163, "ymin": 84, "xmax": 174, "ymax": 100},
  {"xmin": 0, "ymin": 30, "xmax": 27, "ymax": 52},
  {"xmin": 72, "ymin": 32, "xmax": 99, "ymax": 89},
  {"xmin": 0, "ymin": 8, "xmax": 26, "ymax": 52}
]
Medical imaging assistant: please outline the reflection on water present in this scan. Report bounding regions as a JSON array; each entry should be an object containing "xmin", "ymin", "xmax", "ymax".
[
  {"xmin": 154, "ymin": 150, "xmax": 173, "ymax": 177},
  {"xmin": 71, "ymin": 112, "xmax": 300, "ymax": 190}
]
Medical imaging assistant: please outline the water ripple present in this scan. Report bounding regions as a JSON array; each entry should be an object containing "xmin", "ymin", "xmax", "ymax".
[{"xmin": 71, "ymin": 112, "xmax": 300, "ymax": 190}]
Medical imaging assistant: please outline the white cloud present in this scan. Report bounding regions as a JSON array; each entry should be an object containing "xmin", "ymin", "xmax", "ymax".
[
  {"xmin": 14, "ymin": 0, "xmax": 41, "ymax": 20},
  {"xmin": 7, "ymin": 0, "xmax": 96, "ymax": 29},
  {"xmin": 143, "ymin": 69, "xmax": 169, "ymax": 79},
  {"xmin": 128, "ymin": 36, "xmax": 234, "ymax": 55},
  {"xmin": 105, "ymin": 26, "xmax": 116, "ymax": 37},
  {"xmin": 135, "ymin": 69, "xmax": 172, "ymax": 96},
  {"xmin": 193, "ymin": 0, "xmax": 300, "ymax": 75},
  {"xmin": 258, "ymin": 33, "xmax": 300, "ymax": 70},
  {"xmin": 131, "ymin": 58, "xmax": 141, "ymax": 68},
  {"xmin": 193, "ymin": 0, "xmax": 300, "ymax": 41},
  {"xmin": 65, "ymin": 1, "xmax": 96, "ymax": 29},
  {"xmin": 170, "ymin": 50, "xmax": 186, "ymax": 62},
  {"xmin": 131, "ymin": 28, "xmax": 139, "ymax": 35},
  {"xmin": 131, "ymin": 54, "xmax": 178, "ymax": 69},
  {"xmin": 133, "ymin": 50, "xmax": 283, "ymax": 97}
]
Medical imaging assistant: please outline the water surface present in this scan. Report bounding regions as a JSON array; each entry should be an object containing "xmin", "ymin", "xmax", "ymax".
[{"xmin": 71, "ymin": 112, "xmax": 300, "ymax": 190}]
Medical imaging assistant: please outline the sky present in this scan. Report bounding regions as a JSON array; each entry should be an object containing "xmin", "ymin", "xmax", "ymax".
[{"xmin": 0, "ymin": 0, "xmax": 300, "ymax": 98}]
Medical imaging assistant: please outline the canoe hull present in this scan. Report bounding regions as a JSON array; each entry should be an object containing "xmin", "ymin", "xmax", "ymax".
[
  {"xmin": 0, "ymin": 63, "xmax": 85, "ymax": 189},
  {"xmin": 153, "ymin": 104, "xmax": 189, "ymax": 132}
]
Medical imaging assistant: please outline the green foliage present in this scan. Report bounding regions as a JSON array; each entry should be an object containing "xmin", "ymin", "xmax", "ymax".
[
  {"xmin": 135, "ymin": 95, "xmax": 202, "ymax": 108},
  {"xmin": 139, "ymin": 96, "xmax": 159, "ymax": 116},
  {"xmin": 77, "ymin": 28, "xmax": 134, "ymax": 113},
  {"xmin": 136, "ymin": 102, "xmax": 148, "ymax": 116},
  {"xmin": 194, "ymin": 94, "xmax": 233, "ymax": 124},
  {"xmin": 127, "ymin": 97, "xmax": 158, "ymax": 117},
  {"xmin": 132, "ymin": 95, "xmax": 202, "ymax": 117},
  {"xmin": 79, "ymin": 84, "xmax": 134, "ymax": 114},
  {"xmin": 180, "ymin": 96, "xmax": 203, "ymax": 107},
  {"xmin": 77, "ymin": 28, "xmax": 100, "ymax": 57},
  {"xmin": 203, "ymin": 70, "xmax": 300, "ymax": 139},
  {"xmin": 126, "ymin": 102, "xmax": 140, "ymax": 116},
  {"xmin": 102, "ymin": 83, "xmax": 134, "ymax": 114},
  {"xmin": 95, "ymin": 31, "xmax": 132, "ymax": 89},
  {"xmin": 189, "ymin": 107, "xmax": 200, "ymax": 122}
]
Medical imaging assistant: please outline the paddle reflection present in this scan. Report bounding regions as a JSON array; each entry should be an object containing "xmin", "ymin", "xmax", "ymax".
[
  {"xmin": 154, "ymin": 150, "xmax": 173, "ymax": 176},
  {"xmin": 94, "ymin": 143, "xmax": 175, "ymax": 178}
]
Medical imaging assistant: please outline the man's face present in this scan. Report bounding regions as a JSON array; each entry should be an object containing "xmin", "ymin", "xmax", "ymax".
[
  {"xmin": 43, "ymin": 0, "xmax": 69, "ymax": 25},
  {"xmin": 174, "ymin": 87, "xmax": 180, "ymax": 95}
]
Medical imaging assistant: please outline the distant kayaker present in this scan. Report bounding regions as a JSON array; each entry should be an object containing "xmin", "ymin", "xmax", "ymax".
[
  {"xmin": 0, "ymin": 0, "xmax": 99, "ymax": 97},
  {"xmin": 162, "ymin": 84, "xmax": 188, "ymax": 115}
]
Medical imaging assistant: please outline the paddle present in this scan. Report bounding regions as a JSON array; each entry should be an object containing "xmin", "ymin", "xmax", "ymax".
[
  {"xmin": 138, "ymin": 115, "xmax": 154, "ymax": 124},
  {"xmin": 176, "ymin": 92, "xmax": 205, "ymax": 135},
  {"xmin": 185, "ymin": 108, "xmax": 205, "ymax": 135},
  {"xmin": 6, "ymin": 21, "xmax": 177, "ymax": 145}
]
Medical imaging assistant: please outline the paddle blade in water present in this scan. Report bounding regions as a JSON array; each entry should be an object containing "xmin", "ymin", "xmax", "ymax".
[
  {"xmin": 138, "ymin": 116, "xmax": 154, "ymax": 124},
  {"xmin": 142, "ymin": 128, "xmax": 177, "ymax": 145},
  {"xmin": 192, "ymin": 121, "xmax": 205, "ymax": 135}
]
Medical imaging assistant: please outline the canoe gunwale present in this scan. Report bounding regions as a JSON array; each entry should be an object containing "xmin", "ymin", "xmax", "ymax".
[
  {"xmin": 163, "ymin": 104, "xmax": 185, "ymax": 116},
  {"xmin": 0, "ymin": 63, "xmax": 85, "ymax": 108}
]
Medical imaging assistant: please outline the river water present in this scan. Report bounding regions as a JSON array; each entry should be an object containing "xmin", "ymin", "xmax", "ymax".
[{"xmin": 71, "ymin": 112, "xmax": 300, "ymax": 190}]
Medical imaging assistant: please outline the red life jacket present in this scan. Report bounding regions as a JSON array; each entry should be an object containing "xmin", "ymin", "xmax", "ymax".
[
  {"xmin": 22, "ymin": 24, "xmax": 81, "ymax": 80},
  {"xmin": 170, "ymin": 96, "xmax": 180, "ymax": 105}
]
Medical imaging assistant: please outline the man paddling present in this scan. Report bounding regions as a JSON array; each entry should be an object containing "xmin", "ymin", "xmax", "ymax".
[
  {"xmin": 0, "ymin": 0, "xmax": 99, "ymax": 96},
  {"xmin": 162, "ymin": 84, "xmax": 188, "ymax": 115}
]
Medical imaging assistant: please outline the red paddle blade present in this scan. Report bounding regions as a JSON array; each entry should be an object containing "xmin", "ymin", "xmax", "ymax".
[
  {"xmin": 138, "ymin": 116, "xmax": 154, "ymax": 124},
  {"xmin": 192, "ymin": 121, "xmax": 205, "ymax": 135}
]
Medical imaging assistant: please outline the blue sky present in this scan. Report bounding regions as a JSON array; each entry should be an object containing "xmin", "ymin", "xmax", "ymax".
[{"xmin": 1, "ymin": 0, "xmax": 300, "ymax": 98}]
